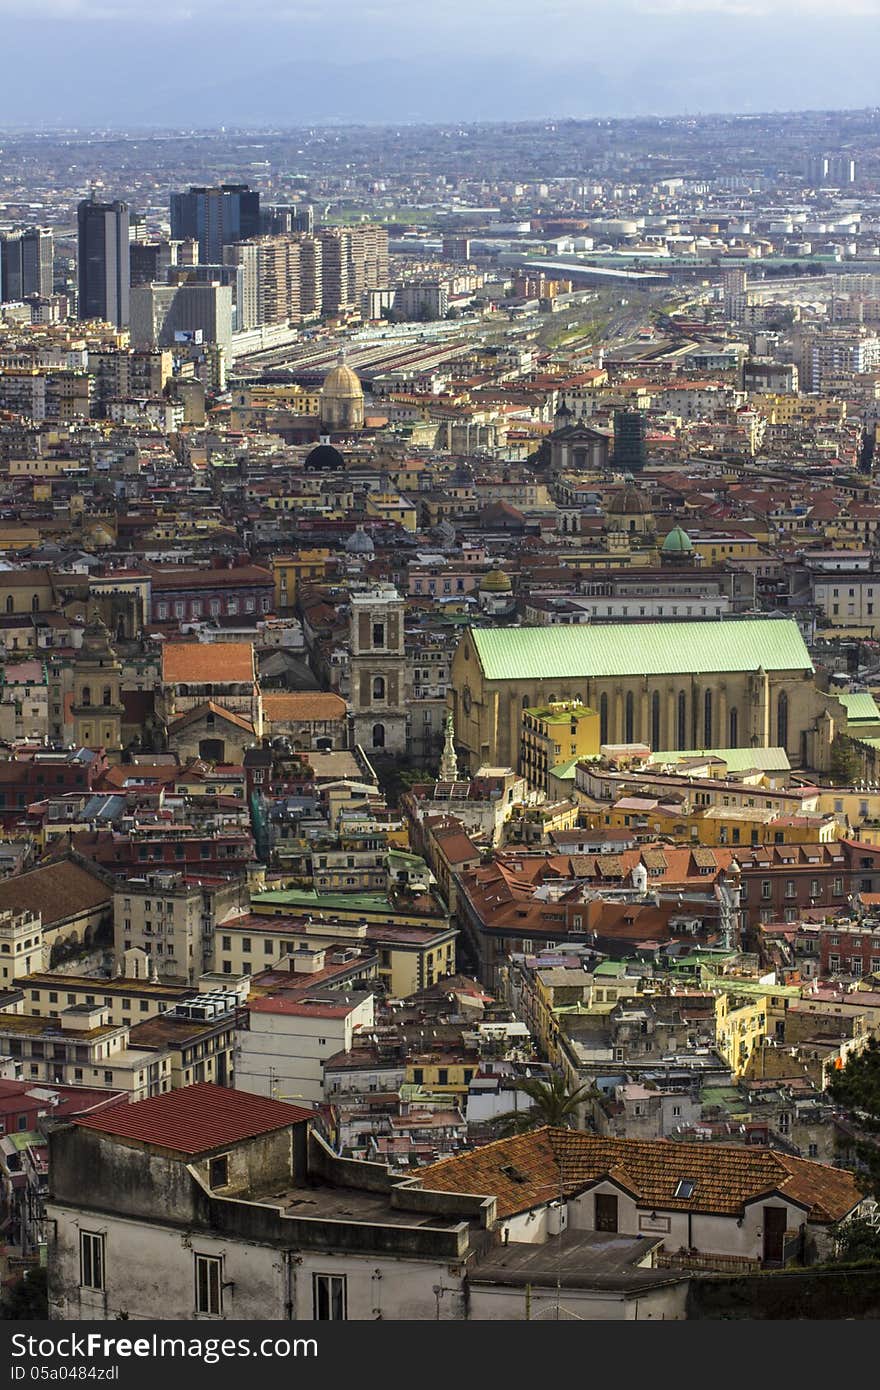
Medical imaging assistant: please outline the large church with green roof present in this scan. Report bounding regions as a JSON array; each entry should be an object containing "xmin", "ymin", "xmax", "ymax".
[{"xmin": 449, "ymin": 617, "xmax": 848, "ymax": 775}]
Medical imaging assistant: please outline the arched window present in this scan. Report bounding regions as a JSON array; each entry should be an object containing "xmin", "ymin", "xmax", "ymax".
[
  {"xmin": 651, "ymin": 691, "xmax": 661, "ymax": 750},
  {"xmin": 677, "ymin": 691, "xmax": 687, "ymax": 750},
  {"xmin": 4, "ymin": 596, "xmax": 12, "ymax": 614},
  {"xmin": 729, "ymin": 707, "xmax": 739, "ymax": 746},
  {"xmin": 371, "ymin": 722, "xmax": 385, "ymax": 749},
  {"xmin": 31, "ymin": 594, "xmax": 39, "ymax": 613},
  {"xmin": 81, "ymin": 686, "xmax": 91, "ymax": 707},
  {"xmin": 522, "ymin": 695, "xmax": 530, "ymax": 710},
  {"xmin": 102, "ymin": 686, "xmax": 112, "ymax": 706},
  {"xmin": 777, "ymin": 690, "xmax": 789, "ymax": 749},
  {"xmin": 600, "ymin": 692, "xmax": 608, "ymax": 744},
  {"xmin": 704, "ymin": 689, "xmax": 713, "ymax": 748},
  {"xmin": 625, "ymin": 691, "xmax": 634, "ymax": 744},
  {"xmin": 372, "ymin": 676, "xmax": 385, "ymax": 701}
]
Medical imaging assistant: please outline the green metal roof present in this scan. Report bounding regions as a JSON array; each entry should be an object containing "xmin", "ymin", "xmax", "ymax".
[
  {"xmin": 255, "ymin": 887, "xmax": 396, "ymax": 912},
  {"xmin": 387, "ymin": 850, "xmax": 429, "ymax": 870},
  {"xmin": 700, "ymin": 969, "xmax": 800, "ymax": 998},
  {"xmin": 469, "ymin": 619, "xmax": 813, "ymax": 682},
  {"xmin": 253, "ymin": 886, "xmax": 447, "ymax": 920},
  {"xmin": 548, "ymin": 757, "xmax": 582, "ymax": 781},
  {"xmin": 647, "ymin": 746, "xmax": 792, "ymax": 772},
  {"xmin": 838, "ymin": 692, "xmax": 880, "ymax": 724}
]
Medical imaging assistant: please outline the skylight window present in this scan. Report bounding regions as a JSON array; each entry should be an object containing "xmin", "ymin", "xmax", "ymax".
[{"xmin": 674, "ymin": 1179, "xmax": 696, "ymax": 1199}]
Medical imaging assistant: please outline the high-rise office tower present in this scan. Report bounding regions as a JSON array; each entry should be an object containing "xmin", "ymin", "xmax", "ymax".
[
  {"xmin": 1, "ymin": 227, "xmax": 53, "ymax": 301},
  {"xmin": 77, "ymin": 197, "xmax": 130, "ymax": 328},
  {"xmin": 21, "ymin": 228, "xmax": 54, "ymax": 299},
  {"xmin": 1, "ymin": 234, "xmax": 23, "ymax": 302},
  {"xmin": 129, "ymin": 280, "xmax": 233, "ymax": 356},
  {"xmin": 130, "ymin": 239, "xmax": 179, "ymax": 289},
  {"xmin": 170, "ymin": 185, "xmax": 260, "ymax": 265},
  {"xmin": 223, "ymin": 242, "xmax": 261, "ymax": 332},
  {"xmin": 261, "ymin": 204, "xmax": 314, "ymax": 236},
  {"xmin": 829, "ymin": 155, "xmax": 857, "ymax": 186},
  {"xmin": 806, "ymin": 153, "xmax": 857, "ymax": 186}
]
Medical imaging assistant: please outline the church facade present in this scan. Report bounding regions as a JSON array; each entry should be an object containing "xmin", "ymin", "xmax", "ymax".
[{"xmin": 449, "ymin": 618, "xmax": 847, "ymax": 774}]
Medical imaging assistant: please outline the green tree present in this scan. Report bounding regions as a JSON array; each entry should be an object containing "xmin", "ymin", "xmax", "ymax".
[
  {"xmin": 493, "ymin": 1073, "xmax": 596, "ymax": 1136},
  {"xmin": 0, "ymin": 1266, "xmax": 48, "ymax": 1320},
  {"xmin": 832, "ymin": 1216, "xmax": 880, "ymax": 1264},
  {"xmin": 829, "ymin": 735, "xmax": 860, "ymax": 787},
  {"xmin": 828, "ymin": 1035, "xmax": 880, "ymax": 1197}
]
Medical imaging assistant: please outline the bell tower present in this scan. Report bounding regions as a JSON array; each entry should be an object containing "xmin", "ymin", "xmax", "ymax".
[
  {"xmin": 71, "ymin": 618, "xmax": 125, "ymax": 761},
  {"xmin": 349, "ymin": 584, "xmax": 408, "ymax": 756}
]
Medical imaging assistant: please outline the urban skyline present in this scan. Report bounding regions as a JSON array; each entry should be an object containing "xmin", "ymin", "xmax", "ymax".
[{"xmin": 3, "ymin": 22, "xmax": 880, "ymax": 1332}]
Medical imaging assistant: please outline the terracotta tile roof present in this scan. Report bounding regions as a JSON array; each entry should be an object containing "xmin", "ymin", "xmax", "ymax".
[
  {"xmin": 433, "ymin": 830, "xmax": 481, "ymax": 864},
  {"xmin": 419, "ymin": 1128, "xmax": 863, "ymax": 1224},
  {"xmin": 167, "ymin": 701, "xmax": 255, "ymax": 736},
  {"xmin": 263, "ymin": 692, "xmax": 347, "ymax": 724},
  {"xmin": 0, "ymin": 858, "xmax": 111, "ymax": 929},
  {"xmin": 249, "ymin": 997, "xmax": 356, "ymax": 1019},
  {"xmin": 150, "ymin": 566, "xmax": 272, "ymax": 591},
  {"xmin": 73, "ymin": 1082, "xmax": 311, "ymax": 1155},
  {"xmin": 97, "ymin": 761, "xmax": 178, "ymax": 790},
  {"xmin": 161, "ymin": 642, "xmax": 255, "ymax": 685}
]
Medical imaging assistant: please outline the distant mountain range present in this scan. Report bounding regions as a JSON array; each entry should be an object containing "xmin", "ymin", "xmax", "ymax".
[{"xmin": 2, "ymin": 13, "xmax": 879, "ymax": 126}]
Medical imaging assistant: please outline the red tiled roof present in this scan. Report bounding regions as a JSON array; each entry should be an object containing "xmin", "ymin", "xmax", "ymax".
[
  {"xmin": 161, "ymin": 642, "xmax": 255, "ymax": 685},
  {"xmin": 263, "ymin": 692, "xmax": 347, "ymax": 723},
  {"xmin": 249, "ymin": 997, "xmax": 356, "ymax": 1018},
  {"xmin": 73, "ymin": 1082, "xmax": 311, "ymax": 1154},
  {"xmin": 419, "ymin": 1126, "xmax": 863, "ymax": 1223},
  {"xmin": 166, "ymin": 700, "xmax": 255, "ymax": 735}
]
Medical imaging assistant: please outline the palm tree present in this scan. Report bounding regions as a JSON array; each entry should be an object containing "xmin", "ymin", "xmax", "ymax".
[{"xmin": 492, "ymin": 1073, "xmax": 596, "ymax": 1137}]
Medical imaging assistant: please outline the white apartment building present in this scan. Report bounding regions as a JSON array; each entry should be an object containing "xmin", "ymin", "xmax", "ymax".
[{"xmin": 235, "ymin": 991, "xmax": 375, "ymax": 1104}]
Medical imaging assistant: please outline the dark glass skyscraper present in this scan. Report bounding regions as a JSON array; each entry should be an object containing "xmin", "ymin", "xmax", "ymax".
[
  {"xmin": 170, "ymin": 185, "xmax": 260, "ymax": 265},
  {"xmin": 77, "ymin": 197, "xmax": 130, "ymax": 328},
  {"xmin": 0, "ymin": 227, "xmax": 53, "ymax": 302}
]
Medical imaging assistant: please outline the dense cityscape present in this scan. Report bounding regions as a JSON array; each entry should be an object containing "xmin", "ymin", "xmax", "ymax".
[{"xmin": 2, "ymin": 107, "xmax": 880, "ymax": 1323}]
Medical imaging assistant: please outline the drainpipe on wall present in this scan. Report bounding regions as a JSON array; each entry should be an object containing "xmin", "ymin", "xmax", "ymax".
[{"xmin": 284, "ymin": 1251, "xmax": 300, "ymax": 1320}]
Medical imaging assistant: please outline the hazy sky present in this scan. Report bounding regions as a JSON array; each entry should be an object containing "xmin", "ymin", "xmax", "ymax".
[{"xmin": 0, "ymin": 0, "xmax": 877, "ymax": 124}]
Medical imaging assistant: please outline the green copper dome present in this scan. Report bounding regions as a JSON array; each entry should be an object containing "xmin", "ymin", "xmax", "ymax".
[{"xmin": 662, "ymin": 526, "xmax": 694, "ymax": 553}]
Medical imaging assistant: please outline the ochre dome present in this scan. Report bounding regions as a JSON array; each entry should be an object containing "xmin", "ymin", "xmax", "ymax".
[
  {"xmin": 320, "ymin": 351, "xmax": 365, "ymax": 431},
  {"xmin": 480, "ymin": 568, "xmax": 512, "ymax": 593},
  {"xmin": 321, "ymin": 356, "xmax": 364, "ymax": 402}
]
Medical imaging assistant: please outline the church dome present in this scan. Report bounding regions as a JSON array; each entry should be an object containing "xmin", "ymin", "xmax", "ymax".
[
  {"xmin": 662, "ymin": 525, "xmax": 694, "ymax": 553},
  {"xmin": 345, "ymin": 526, "xmax": 375, "ymax": 556},
  {"xmin": 480, "ymin": 567, "xmax": 512, "ymax": 593},
  {"xmin": 320, "ymin": 351, "xmax": 365, "ymax": 432},
  {"xmin": 608, "ymin": 485, "xmax": 650, "ymax": 516},
  {"xmin": 305, "ymin": 442, "xmax": 346, "ymax": 471},
  {"xmin": 449, "ymin": 462, "xmax": 475, "ymax": 487},
  {"xmin": 321, "ymin": 354, "xmax": 364, "ymax": 403}
]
